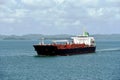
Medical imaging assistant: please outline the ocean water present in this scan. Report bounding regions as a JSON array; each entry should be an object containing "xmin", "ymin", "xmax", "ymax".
[{"xmin": 0, "ymin": 40, "xmax": 120, "ymax": 80}]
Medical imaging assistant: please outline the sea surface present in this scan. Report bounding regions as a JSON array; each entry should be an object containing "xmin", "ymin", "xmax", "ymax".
[{"xmin": 0, "ymin": 39, "xmax": 120, "ymax": 80}]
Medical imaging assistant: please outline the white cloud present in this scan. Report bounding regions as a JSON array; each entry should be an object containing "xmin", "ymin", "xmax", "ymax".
[
  {"xmin": 0, "ymin": 12, "xmax": 4, "ymax": 17},
  {"xmin": 1, "ymin": 8, "xmax": 29, "ymax": 18},
  {"xmin": 104, "ymin": 8, "xmax": 120, "ymax": 19},
  {"xmin": 106, "ymin": 0, "xmax": 120, "ymax": 3},
  {"xmin": 0, "ymin": 0, "xmax": 120, "ymax": 34},
  {"xmin": 14, "ymin": 9, "xmax": 29, "ymax": 18},
  {"xmin": 65, "ymin": 0, "xmax": 99, "ymax": 7},
  {"xmin": 73, "ymin": 20, "xmax": 81, "ymax": 26},
  {"xmin": 87, "ymin": 8, "xmax": 104, "ymax": 17},
  {"xmin": 0, "ymin": 18, "xmax": 15, "ymax": 23},
  {"xmin": 0, "ymin": 0, "xmax": 18, "ymax": 7},
  {"xmin": 0, "ymin": 5, "xmax": 12, "ymax": 12},
  {"xmin": 105, "ymin": 0, "xmax": 120, "ymax": 7},
  {"xmin": 21, "ymin": 0, "xmax": 38, "ymax": 6},
  {"xmin": 115, "ymin": 14, "xmax": 120, "ymax": 19},
  {"xmin": 0, "ymin": 0, "xmax": 4, "ymax": 4},
  {"xmin": 54, "ymin": 0, "xmax": 65, "ymax": 4},
  {"xmin": 10, "ymin": 0, "xmax": 17, "ymax": 5},
  {"xmin": 21, "ymin": 0, "xmax": 54, "ymax": 8},
  {"xmin": 87, "ymin": 7, "xmax": 120, "ymax": 20},
  {"xmin": 80, "ymin": 0, "xmax": 98, "ymax": 5},
  {"xmin": 0, "ymin": 5, "xmax": 30, "ymax": 23}
]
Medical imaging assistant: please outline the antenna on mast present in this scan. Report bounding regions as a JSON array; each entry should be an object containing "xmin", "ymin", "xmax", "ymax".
[
  {"xmin": 82, "ymin": 26, "xmax": 89, "ymax": 36},
  {"xmin": 82, "ymin": 26, "xmax": 86, "ymax": 36},
  {"xmin": 40, "ymin": 38, "xmax": 44, "ymax": 45}
]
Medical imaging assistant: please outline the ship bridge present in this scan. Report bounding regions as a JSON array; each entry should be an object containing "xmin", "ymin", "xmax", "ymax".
[{"xmin": 71, "ymin": 36, "xmax": 95, "ymax": 46}]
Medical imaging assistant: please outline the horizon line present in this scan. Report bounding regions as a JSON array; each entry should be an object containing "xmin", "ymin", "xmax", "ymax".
[{"xmin": 1, "ymin": 33, "xmax": 120, "ymax": 36}]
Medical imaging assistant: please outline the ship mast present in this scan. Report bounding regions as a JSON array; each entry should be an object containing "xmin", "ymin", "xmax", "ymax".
[
  {"xmin": 40, "ymin": 38, "xmax": 44, "ymax": 45},
  {"xmin": 82, "ymin": 27, "xmax": 89, "ymax": 37}
]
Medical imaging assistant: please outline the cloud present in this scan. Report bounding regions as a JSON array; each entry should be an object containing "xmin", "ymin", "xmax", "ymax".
[
  {"xmin": 0, "ymin": 6, "xmax": 30, "ymax": 23},
  {"xmin": 21, "ymin": 0, "xmax": 55, "ymax": 8},
  {"xmin": 0, "ymin": 1, "xmax": 4, "ymax": 4},
  {"xmin": 21, "ymin": 0, "xmax": 38, "ymax": 6},
  {"xmin": 86, "ymin": 7, "xmax": 120, "ymax": 20},
  {"xmin": 64, "ymin": 0, "xmax": 99, "ymax": 8},
  {"xmin": 10, "ymin": 0, "xmax": 17, "ymax": 5},
  {"xmin": 104, "ymin": 0, "xmax": 120, "ymax": 7},
  {"xmin": 54, "ymin": 0, "xmax": 65, "ymax": 4},
  {"xmin": 14, "ymin": 9, "xmax": 30, "ymax": 18},
  {"xmin": 78, "ymin": 0, "xmax": 99, "ymax": 6},
  {"xmin": 0, "ymin": 18, "xmax": 15, "ymax": 23},
  {"xmin": 0, "ymin": 0, "xmax": 120, "ymax": 23},
  {"xmin": 0, "ymin": 0, "xmax": 17, "ymax": 6},
  {"xmin": 115, "ymin": 14, "xmax": 120, "ymax": 19},
  {"xmin": 0, "ymin": 0, "xmax": 18, "ymax": 23},
  {"xmin": 0, "ymin": 0, "xmax": 120, "ymax": 35},
  {"xmin": 87, "ymin": 8, "xmax": 104, "ymax": 17},
  {"xmin": 106, "ymin": 0, "xmax": 120, "ymax": 3}
]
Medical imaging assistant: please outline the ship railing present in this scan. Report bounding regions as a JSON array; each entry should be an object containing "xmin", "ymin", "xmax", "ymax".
[{"xmin": 52, "ymin": 40, "xmax": 70, "ymax": 44}]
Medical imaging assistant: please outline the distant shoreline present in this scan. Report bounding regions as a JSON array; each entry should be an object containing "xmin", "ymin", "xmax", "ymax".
[{"xmin": 0, "ymin": 34, "xmax": 120, "ymax": 41}]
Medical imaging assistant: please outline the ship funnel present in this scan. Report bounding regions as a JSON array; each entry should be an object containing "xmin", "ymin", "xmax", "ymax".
[{"xmin": 83, "ymin": 32, "xmax": 89, "ymax": 36}]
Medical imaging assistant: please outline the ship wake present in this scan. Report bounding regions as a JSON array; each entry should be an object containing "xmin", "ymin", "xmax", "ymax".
[{"xmin": 97, "ymin": 48, "xmax": 120, "ymax": 52}]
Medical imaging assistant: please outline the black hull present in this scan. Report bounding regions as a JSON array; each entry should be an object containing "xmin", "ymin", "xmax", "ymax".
[{"xmin": 33, "ymin": 45, "xmax": 96, "ymax": 56}]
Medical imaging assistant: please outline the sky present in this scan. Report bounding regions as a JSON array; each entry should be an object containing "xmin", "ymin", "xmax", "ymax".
[{"xmin": 0, "ymin": 0, "xmax": 120, "ymax": 35}]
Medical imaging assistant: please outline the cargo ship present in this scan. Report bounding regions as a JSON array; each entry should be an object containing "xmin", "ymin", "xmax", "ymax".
[{"xmin": 33, "ymin": 32, "xmax": 96, "ymax": 56}]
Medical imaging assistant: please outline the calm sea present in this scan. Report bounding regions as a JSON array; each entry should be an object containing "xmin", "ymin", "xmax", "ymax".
[{"xmin": 0, "ymin": 40, "xmax": 120, "ymax": 80}]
